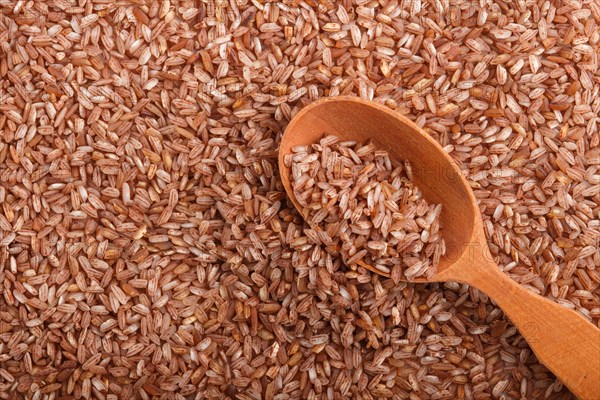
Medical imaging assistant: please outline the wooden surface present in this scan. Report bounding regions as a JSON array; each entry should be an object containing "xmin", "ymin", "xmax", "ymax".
[{"xmin": 280, "ymin": 96, "xmax": 600, "ymax": 399}]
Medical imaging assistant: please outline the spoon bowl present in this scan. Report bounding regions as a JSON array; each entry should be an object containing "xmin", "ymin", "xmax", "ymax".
[
  {"xmin": 279, "ymin": 96, "xmax": 600, "ymax": 399},
  {"xmin": 279, "ymin": 96, "xmax": 476, "ymax": 278}
]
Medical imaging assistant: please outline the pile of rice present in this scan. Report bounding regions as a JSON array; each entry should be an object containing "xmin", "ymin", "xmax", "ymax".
[
  {"xmin": 288, "ymin": 135, "xmax": 446, "ymax": 282},
  {"xmin": 0, "ymin": 0, "xmax": 597, "ymax": 399}
]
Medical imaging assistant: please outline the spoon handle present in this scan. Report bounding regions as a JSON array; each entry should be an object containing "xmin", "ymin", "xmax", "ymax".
[{"xmin": 450, "ymin": 246, "xmax": 600, "ymax": 400}]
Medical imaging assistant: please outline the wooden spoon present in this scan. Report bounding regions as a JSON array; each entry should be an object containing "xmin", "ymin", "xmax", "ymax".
[{"xmin": 279, "ymin": 96, "xmax": 600, "ymax": 400}]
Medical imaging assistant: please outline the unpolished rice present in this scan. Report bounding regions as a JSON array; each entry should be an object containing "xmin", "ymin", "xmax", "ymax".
[
  {"xmin": 287, "ymin": 135, "xmax": 446, "ymax": 282},
  {"xmin": 0, "ymin": 0, "xmax": 597, "ymax": 399}
]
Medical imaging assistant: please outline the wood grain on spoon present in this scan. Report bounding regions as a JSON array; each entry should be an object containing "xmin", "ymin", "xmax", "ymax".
[{"xmin": 279, "ymin": 96, "xmax": 600, "ymax": 400}]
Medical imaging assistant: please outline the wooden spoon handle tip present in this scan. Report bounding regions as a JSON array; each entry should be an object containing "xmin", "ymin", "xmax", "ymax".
[{"xmin": 462, "ymin": 254, "xmax": 600, "ymax": 400}]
